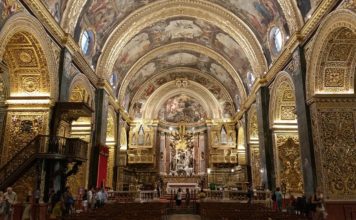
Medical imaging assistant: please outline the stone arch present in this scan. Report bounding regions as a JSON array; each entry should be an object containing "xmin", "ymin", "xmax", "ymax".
[
  {"xmin": 0, "ymin": 12, "xmax": 58, "ymax": 100},
  {"xmin": 269, "ymin": 72, "xmax": 303, "ymax": 194},
  {"xmin": 269, "ymin": 72, "xmax": 297, "ymax": 126},
  {"xmin": 307, "ymin": 9, "xmax": 356, "ymax": 99},
  {"xmin": 69, "ymin": 73, "xmax": 95, "ymax": 108}
]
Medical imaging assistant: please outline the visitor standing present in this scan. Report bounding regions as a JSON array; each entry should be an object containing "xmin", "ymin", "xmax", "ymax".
[
  {"xmin": 185, "ymin": 188, "xmax": 190, "ymax": 207},
  {"xmin": 275, "ymin": 187, "xmax": 283, "ymax": 212},
  {"xmin": 4, "ymin": 187, "xmax": 17, "ymax": 220},
  {"xmin": 176, "ymin": 188, "xmax": 182, "ymax": 207},
  {"xmin": 311, "ymin": 188, "xmax": 327, "ymax": 220},
  {"xmin": 247, "ymin": 184, "xmax": 253, "ymax": 205}
]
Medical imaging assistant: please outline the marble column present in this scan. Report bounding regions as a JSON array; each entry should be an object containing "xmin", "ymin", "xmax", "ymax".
[
  {"xmin": 256, "ymin": 86, "xmax": 275, "ymax": 190},
  {"xmin": 287, "ymin": 47, "xmax": 316, "ymax": 196}
]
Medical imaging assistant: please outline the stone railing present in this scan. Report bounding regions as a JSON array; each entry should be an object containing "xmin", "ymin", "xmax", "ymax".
[{"xmin": 205, "ymin": 190, "xmax": 271, "ymax": 202}]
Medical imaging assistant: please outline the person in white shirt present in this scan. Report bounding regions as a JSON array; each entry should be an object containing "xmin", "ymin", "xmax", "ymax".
[{"xmin": 4, "ymin": 187, "xmax": 17, "ymax": 220}]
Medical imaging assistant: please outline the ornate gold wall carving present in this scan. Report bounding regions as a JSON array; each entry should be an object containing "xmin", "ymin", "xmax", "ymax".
[
  {"xmin": 248, "ymin": 106, "xmax": 258, "ymax": 142},
  {"xmin": 307, "ymin": 9, "xmax": 356, "ymax": 98},
  {"xmin": 4, "ymin": 32, "xmax": 50, "ymax": 96},
  {"xmin": 250, "ymin": 146, "xmax": 262, "ymax": 188},
  {"xmin": 274, "ymin": 134, "xmax": 303, "ymax": 194},
  {"xmin": 311, "ymin": 103, "xmax": 356, "ymax": 200},
  {"xmin": 1, "ymin": 111, "xmax": 48, "ymax": 165}
]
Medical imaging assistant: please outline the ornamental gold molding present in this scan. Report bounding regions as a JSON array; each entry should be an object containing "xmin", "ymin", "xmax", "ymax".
[
  {"xmin": 0, "ymin": 12, "xmax": 58, "ymax": 100},
  {"xmin": 234, "ymin": 1, "xmax": 344, "ymax": 123},
  {"xmin": 277, "ymin": 0, "xmax": 304, "ymax": 33},
  {"xmin": 96, "ymin": 0, "xmax": 268, "ymax": 79},
  {"xmin": 118, "ymin": 42, "xmax": 247, "ymax": 105},
  {"xmin": 21, "ymin": 0, "xmax": 99, "ymax": 86},
  {"xmin": 61, "ymin": 0, "xmax": 87, "ymax": 35},
  {"xmin": 306, "ymin": 9, "xmax": 356, "ymax": 99},
  {"xmin": 269, "ymin": 72, "xmax": 297, "ymax": 127}
]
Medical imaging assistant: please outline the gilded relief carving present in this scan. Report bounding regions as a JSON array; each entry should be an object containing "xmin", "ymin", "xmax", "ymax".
[
  {"xmin": 275, "ymin": 135, "xmax": 303, "ymax": 194},
  {"xmin": 1, "ymin": 112, "xmax": 48, "ymax": 164},
  {"xmin": 280, "ymin": 106, "xmax": 296, "ymax": 120},
  {"xmin": 313, "ymin": 109, "xmax": 356, "ymax": 199},
  {"xmin": 250, "ymin": 146, "xmax": 262, "ymax": 188}
]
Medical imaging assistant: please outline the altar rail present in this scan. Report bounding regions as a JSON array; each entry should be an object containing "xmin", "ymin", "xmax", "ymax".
[
  {"xmin": 107, "ymin": 190, "xmax": 159, "ymax": 202},
  {"xmin": 205, "ymin": 190, "xmax": 271, "ymax": 202}
]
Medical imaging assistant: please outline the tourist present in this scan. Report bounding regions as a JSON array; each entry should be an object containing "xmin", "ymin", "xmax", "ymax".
[
  {"xmin": 82, "ymin": 189, "xmax": 88, "ymax": 212},
  {"xmin": 198, "ymin": 188, "xmax": 206, "ymax": 200},
  {"xmin": 63, "ymin": 187, "xmax": 74, "ymax": 215},
  {"xmin": 247, "ymin": 184, "xmax": 253, "ymax": 205},
  {"xmin": 87, "ymin": 187, "xmax": 94, "ymax": 210},
  {"xmin": 185, "ymin": 188, "xmax": 190, "ymax": 207},
  {"xmin": 4, "ymin": 187, "xmax": 17, "ymax": 220},
  {"xmin": 176, "ymin": 188, "xmax": 182, "ymax": 207},
  {"xmin": 275, "ymin": 187, "xmax": 283, "ymax": 212},
  {"xmin": 311, "ymin": 188, "xmax": 327, "ymax": 220},
  {"xmin": 0, "ymin": 191, "xmax": 5, "ymax": 220}
]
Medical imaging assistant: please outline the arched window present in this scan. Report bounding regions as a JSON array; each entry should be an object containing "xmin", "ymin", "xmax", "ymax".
[
  {"xmin": 138, "ymin": 125, "xmax": 145, "ymax": 145},
  {"xmin": 247, "ymin": 71, "xmax": 255, "ymax": 90},
  {"xmin": 80, "ymin": 30, "xmax": 94, "ymax": 55},
  {"xmin": 270, "ymin": 27, "xmax": 283, "ymax": 55},
  {"xmin": 221, "ymin": 125, "xmax": 227, "ymax": 144}
]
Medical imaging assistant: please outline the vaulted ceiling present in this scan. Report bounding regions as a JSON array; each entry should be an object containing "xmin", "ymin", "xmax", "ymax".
[{"xmin": 40, "ymin": 0, "xmax": 320, "ymax": 121}]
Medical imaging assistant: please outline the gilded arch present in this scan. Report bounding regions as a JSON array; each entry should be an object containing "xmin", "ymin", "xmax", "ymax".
[
  {"xmin": 307, "ymin": 9, "xmax": 356, "ymax": 99},
  {"xmin": 69, "ymin": 73, "xmax": 95, "ymax": 108},
  {"xmin": 0, "ymin": 12, "xmax": 58, "ymax": 100}
]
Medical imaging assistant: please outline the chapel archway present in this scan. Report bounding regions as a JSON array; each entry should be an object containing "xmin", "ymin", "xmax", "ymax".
[
  {"xmin": 269, "ymin": 72, "xmax": 303, "ymax": 195},
  {"xmin": 66, "ymin": 76, "xmax": 95, "ymax": 193},
  {"xmin": 306, "ymin": 9, "xmax": 356, "ymax": 200}
]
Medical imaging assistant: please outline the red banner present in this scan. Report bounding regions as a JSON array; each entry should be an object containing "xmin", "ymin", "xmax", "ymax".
[{"xmin": 97, "ymin": 145, "xmax": 109, "ymax": 188}]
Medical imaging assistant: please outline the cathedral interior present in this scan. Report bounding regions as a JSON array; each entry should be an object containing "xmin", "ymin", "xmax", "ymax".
[{"xmin": 0, "ymin": 0, "xmax": 355, "ymax": 219}]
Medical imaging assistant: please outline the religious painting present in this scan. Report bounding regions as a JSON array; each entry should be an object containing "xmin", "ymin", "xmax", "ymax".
[
  {"xmin": 158, "ymin": 94, "xmax": 207, "ymax": 123},
  {"xmin": 123, "ymin": 50, "xmax": 239, "ymax": 112},
  {"xmin": 128, "ymin": 71, "xmax": 236, "ymax": 120},
  {"xmin": 41, "ymin": 0, "xmax": 68, "ymax": 22},
  {"xmin": 74, "ymin": 0, "xmax": 155, "ymax": 68},
  {"xmin": 296, "ymin": 0, "xmax": 321, "ymax": 20},
  {"xmin": 112, "ymin": 17, "xmax": 252, "ymax": 90},
  {"xmin": 0, "ymin": 0, "xmax": 22, "ymax": 26}
]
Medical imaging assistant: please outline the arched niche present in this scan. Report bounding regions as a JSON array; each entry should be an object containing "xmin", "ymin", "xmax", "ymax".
[
  {"xmin": 69, "ymin": 73, "xmax": 95, "ymax": 108},
  {"xmin": 307, "ymin": 9, "xmax": 356, "ymax": 98},
  {"xmin": 269, "ymin": 72, "xmax": 303, "ymax": 194},
  {"xmin": 306, "ymin": 9, "xmax": 356, "ymax": 200},
  {"xmin": 0, "ymin": 12, "xmax": 58, "ymax": 100}
]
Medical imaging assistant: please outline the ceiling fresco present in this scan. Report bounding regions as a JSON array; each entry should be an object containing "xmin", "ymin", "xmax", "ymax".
[
  {"xmin": 0, "ymin": 0, "xmax": 23, "ymax": 27},
  {"xmin": 158, "ymin": 94, "xmax": 207, "ymax": 123},
  {"xmin": 296, "ymin": 0, "xmax": 322, "ymax": 19},
  {"xmin": 120, "ymin": 50, "xmax": 239, "ymax": 110},
  {"xmin": 112, "ymin": 17, "xmax": 252, "ymax": 87},
  {"xmin": 208, "ymin": 0, "xmax": 289, "ymax": 63},
  {"xmin": 129, "ymin": 70, "xmax": 236, "ymax": 120},
  {"xmin": 41, "ymin": 0, "xmax": 68, "ymax": 22},
  {"xmin": 70, "ymin": 0, "xmax": 292, "ymax": 68}
]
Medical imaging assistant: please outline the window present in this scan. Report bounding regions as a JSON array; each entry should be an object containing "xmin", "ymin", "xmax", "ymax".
[
  {"xmin": 270, "ymin": 27, "xmax": 283, "ymax": 55},
  {"xmin": 247, "ymin": 71, "xmax": 255, "ymax": 90},
  {"xmin": 80, "ymin": 30, "xmax": 94, "ymax": 55}
]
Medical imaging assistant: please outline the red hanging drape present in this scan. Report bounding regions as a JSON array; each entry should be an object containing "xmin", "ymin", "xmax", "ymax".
[{"xmin": 97, "ymin": 145, "xmax": 109, "ymax": 188}]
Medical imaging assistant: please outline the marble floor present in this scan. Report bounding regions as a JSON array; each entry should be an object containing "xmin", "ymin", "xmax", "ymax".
[{"xmin": 167, "ymin": 214, "xmax": 201, "ymax": 220}]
